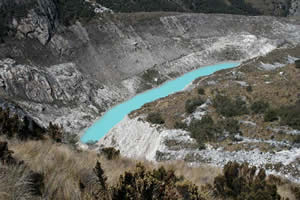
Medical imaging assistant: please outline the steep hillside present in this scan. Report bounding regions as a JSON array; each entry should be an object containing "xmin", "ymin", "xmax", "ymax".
[{"xmin": 0, "ymin": 0, "xmax": 300, "ymax": 135}]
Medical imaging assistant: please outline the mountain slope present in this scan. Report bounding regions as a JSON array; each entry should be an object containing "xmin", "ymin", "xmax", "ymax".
[{"xmin": 1, "ymin": 0, "xmax": 300, "ymax": 134}]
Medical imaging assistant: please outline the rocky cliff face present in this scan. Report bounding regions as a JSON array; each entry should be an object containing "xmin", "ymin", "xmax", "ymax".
[
  {"xmin": 0, "ymin": 0, "xmax": 58, "ymax": 44},
  {"xmin": 0, "ymin": 0, "xmax": 300, "ymax": 135}
]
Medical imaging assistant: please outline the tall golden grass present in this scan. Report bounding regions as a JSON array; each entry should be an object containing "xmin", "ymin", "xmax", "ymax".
[{"xmin": 0, "ymin": 138, "xmax": 298, "ymax": 200}]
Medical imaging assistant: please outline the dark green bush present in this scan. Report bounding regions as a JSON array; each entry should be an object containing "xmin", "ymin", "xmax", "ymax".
[
  {"xmin": 100, "ymin": 147, "xmax": 120, "ymax": 160},
  {"xmin": 278, "ymin": 103, "xmax": 300, "ymax": 129},
  {"xmin": 197, "ymin": 88, "xmax": 205, "ymax": 95},
  {"xmin": 218, "ymin": 118, "xmax": 240, "ymax": 135},
  {"xmin": 264, "ymin": 109, "xmax": 279, "ymax": 122},
  {"xmin": 174, "ymin": 121, "xmax": 188, "ymax": 130},
  {"xmin": 246, "ymin": 85, "xmax": 253, "ymax": 92},
  {"xmin": 96, "ymin": 0, "xmax": 184, "ymax": 12},
  {"xmin": 141, "ymin": 69, "xmax": 161, "ymax": 84},
  {"xmin": 188, "ymin": 115, "xmax": 241, "ymax": 146},
  {"xmin": 251, "ymin": 100, "xmax": 270, "ymax": 114},
  {"xmin": 146, "ymin": 112, "xmax": 165, "ymax": 124},
  {"xmin": 292, "ymin": 135, "xmax": 300, "ymax": 144},
  {"xmin": 111, "ymin": 163, "xmax": 203, "ymax": 200},
  {"xmin": 213, "ymin": 95, "xmax": 248, "ymax": 117},
  {"xmin": 0, "ymin": 108, "xmax": 44, "ymax": 140},
  {"xmin": 47, "ymin": 122, "xmax": 63, "ymax": 143},
  {"xmin": 185, "ymin": 98, "xmax": 205, "ymax": 114},
  {"xmin": 295, "ymin": 60, "xmax": 300, "ymax": 69},
  {"xmin": 96, "ymin": 0, "xmax": 260, "ymax": 15},
  {"xmin": 214, "ymin": 162, "xmax": 281, "ymax": 200},
  {"xmin": 0, "ymin": 107, "xmax": 69, "ymax": 142},
  {"xmin": 0, "ymin": 141, "xmax": 17, "ymax": 165},
  {"xmin": 55, "ymin": 0, "xmax": 95, "ymax": 26},
  {"xmin": 291, "ymin": 186, "xmax": 300, "ymax": 200},
  {"xmin": 189, "ymin": 115, "xmax": 221, "ymax": 143}
]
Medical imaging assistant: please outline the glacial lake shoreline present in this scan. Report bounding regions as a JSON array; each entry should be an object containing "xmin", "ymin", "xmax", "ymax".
[{"xmin": 80, "ymin": 62, "xmax": 240, "ymax": 143}]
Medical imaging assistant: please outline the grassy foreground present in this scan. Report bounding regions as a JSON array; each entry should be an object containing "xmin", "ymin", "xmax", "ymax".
[{"xmin": 0, "ymin": 136, "xmax": 299, "ymax": 200}]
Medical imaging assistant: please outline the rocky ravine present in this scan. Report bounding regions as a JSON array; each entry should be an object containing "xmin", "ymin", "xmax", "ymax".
[{"xmin": 1, "ymin": 0, "xmax": 300, "ymax": 135}]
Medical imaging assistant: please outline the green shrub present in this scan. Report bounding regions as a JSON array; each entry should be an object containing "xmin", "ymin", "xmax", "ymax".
[
  {"xmin": 218, "ymin": 118, "xmax": 240, "ymax": 135},
  {"xmin": 47, "ymin": 122, "xmax": 63, "ymax": 143},
  {"xmin": 141, "ymin": 69, "xmax": 164, "ymax": 85},
  {"xmin": 213, "ymin": 95, "xmax": 248, "ymax": 117},
  {"xmin": 264, "ymin": 109, "xmax": 279, "ymax": 122},
  {"xmin": 174, "ymin": 121, "xmax": 188, "ymax": 130},
  {"xmin": 0, "ymin": 108, "xmax": 44, "ymax": 140},
  {"xmin": 189, "ymin": 115, "xmax": 221, "ymax": 143},
  {"xmin": 146, "ymin": 112, "xmax": 165, "ymax": 124},
  {"xmin": 214, "ymin": 162, "xmax": 281, "ymax": 200},
  {"xmin": 246, "ymin": 85, "xmax": 253, "ymax": 92},
  {"xmin": 278, "ymin": 103, "xmax": 300, "ymax": 129},
  {"xmin": 295, "ymin": 60, "xmax": 300, "ymax": 69},
  {"xmin": 197, "ymin": 88, "xmax": 205, "ymax": 95},
  {"xmin": 96, "ymin": 0, "xmax": 260, "ymax": 15},
  {"xmin": 185, "ymin": 98, "xmax": 205, "ymax": 114},
  {"xmin": 251, "ymin": 100, "xmax": 270, "ymax": 114},
  {"xmin": 100, "ymin": 147, "xmax": 120, "ymax": 160},
  {"xmin": 96, "ymin": 0, "xmax": 184, "ymax": 12},
  {"xmin": 197, "ymin": 142, "xmax": 206, "ymax": 150},
  {"xmin": 55, "ymin": 0, "xmax": 95, "ymax": 26},
  {"xmin": 292, "ymin": 135, "xmax": 300, "ymax": 144},
  {"xmin": 111, "ymin": 163, "xmax": 203, "ymax": 200},
  {"xmin": 0, "ymin": 141, "xmax": 17, "ymax": 165}
]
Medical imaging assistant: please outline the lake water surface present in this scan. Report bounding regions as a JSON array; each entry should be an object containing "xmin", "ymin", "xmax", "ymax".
[{"xmin": 80, "ymin": 62, "xmax": 240, "ymax": 143}]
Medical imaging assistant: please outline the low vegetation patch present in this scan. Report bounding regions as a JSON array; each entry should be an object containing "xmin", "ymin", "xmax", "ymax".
[
  {"xmin": 246, "ymin": 85, "xmax": 253, "ymax": 92},
  {"xmin": 213, "ymin": 95, "xmax": 248, "ymax": 117},
  {"xmin": 56, "ymin": 0, "xmax": 95, "ymax": 26},
  {"xmin": 278, "ymin": 103, "xmax": 300, "ymax": 130},
  {"xmin": 189, "ymin": 115, "xmax": 240, "ymax": 148},
  {"xmin": 146, "ymin": 112, "xmax": 165, "ymax": 124},
  {"xmin": 214, "ymin": 161, "xmax": 281, "ymax": 200},
  {"xmin": 218, "ymin": 118, "xmax": 240, "ymax": 135},
  {"xmin": 110, "ymin": 164, "xmax": 203, "ymax": 200},
  {"xmin": 189, "ymin": 115, "xmax": 218, "ymax": 147},
  {"xmin": 264, "ymin": 109, "xmax": 279, "ymax": 122},
  {"xmin": 197, "ymin": 87, "xmax": 205, "ymax": 95},
  {"xmin": 262, "ymin": 102, "xmax": 300, "ymax": 130},
  {"xmin": 99, "ymin": 147, "xmax": 120, "ymax": 160},
  {"xmin": 0, "ymin": 107, "xmax": 75, "ymax": 144},
  {"xmin": 174, "ymin": 121, "xmax": 188, "ymax": 130},
  {"xmin": 185, "ymin": 98, "xmax": 205, "ymax": 114},
  {"xmin": 141, "ymin": 69, "xmax": 161, "ymax": 84},
  {"xmin": 0, "ymin": 108, "xmax": 44, "ymax": 140},
  {"xmin": 295, "ymin": 60, "xmax": 300, "ymax": 69},
  {"xmin": 251, "ymin": 100, "xmax": 270, "ymax": 114},
  {"xmin": 96, "ymin": 0, "xmax": 260, "ymax": 15}
]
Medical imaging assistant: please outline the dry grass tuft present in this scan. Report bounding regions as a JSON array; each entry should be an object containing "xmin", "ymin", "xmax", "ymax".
[{"xmin": 0, "ymin": 165, "xmax": 40, "ymax": 200}]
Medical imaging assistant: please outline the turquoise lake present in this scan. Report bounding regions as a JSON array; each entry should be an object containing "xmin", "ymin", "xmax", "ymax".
[{"xmin": 80, "ymin": 62, "xmax": 240, "ymax": 143}]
